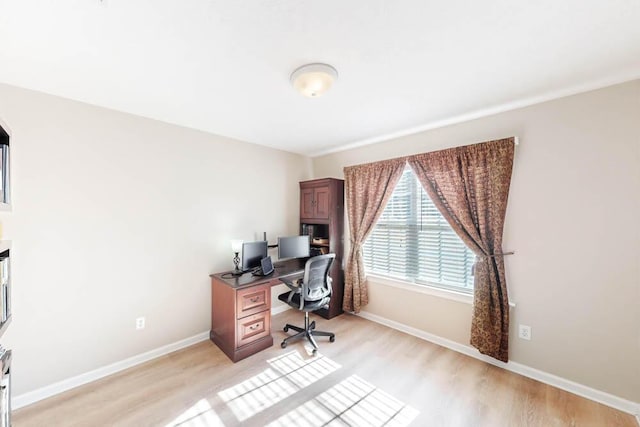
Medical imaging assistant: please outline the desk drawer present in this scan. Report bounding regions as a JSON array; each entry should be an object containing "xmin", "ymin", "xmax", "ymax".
[
  {"xmin": 237, "ymin": 284, "xmax": 271, "ymax": 318},
  {"xmin": 237, "ymin": 311, "xmax": 270, "ymax": 348}
]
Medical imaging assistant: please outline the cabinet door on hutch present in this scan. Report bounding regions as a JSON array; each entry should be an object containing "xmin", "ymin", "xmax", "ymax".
[
  {"xmin": 313, "ymin": 186, "xmax": 330, "ymax": 219},
  {"xmin": 300, "ymin": 182, "xmax": 331, "ymax": 220},
  {"xmin": 301, "ymin": 188, "xmax": 316, "ymax": 219}
]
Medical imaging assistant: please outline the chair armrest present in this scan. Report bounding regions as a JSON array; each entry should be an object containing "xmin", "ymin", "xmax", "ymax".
[
  {"xmin": 281, "ymin": 278, "xmax": 302, "ymax": 307},
  {"xmin": 281, "ymin": 278, "xmax": 302, "ymax": 293}
]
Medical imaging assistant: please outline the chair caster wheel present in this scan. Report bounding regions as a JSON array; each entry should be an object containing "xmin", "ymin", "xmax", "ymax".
[
  {"xmin": 281, "ymin": 342, "xmax": 287, "ymax": 349},
  {"xmin": 329, "ymin": 336, "xmax": 335, "ymax": 343},
  {"xmin": 283, "ymin": 326, "xmax": 289, "ymax": 332}
]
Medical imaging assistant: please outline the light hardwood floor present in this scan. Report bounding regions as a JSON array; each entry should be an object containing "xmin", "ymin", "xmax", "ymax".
[{"xmin": 14, "ymin": 310, "xmax": 637, "ymax": 427}]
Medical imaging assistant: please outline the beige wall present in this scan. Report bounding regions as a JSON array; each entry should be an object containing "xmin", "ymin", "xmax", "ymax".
[
  {"xmin": 1, "ymin": 79, "xmax": 637, "ymax": 404},
  {"xmin": 313, "ymin": 81, "xmax": 640, "ymax": 402},
  {"xmin": 0, "ymin": 83, "xmax": 312, "ymax": 396}
]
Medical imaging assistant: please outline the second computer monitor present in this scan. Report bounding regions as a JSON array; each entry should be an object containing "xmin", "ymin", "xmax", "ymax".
[
  {"xmin": 242, "ymin": 240, "xmax": 268, "ymax": 272},
  {"xmin": 278, "ymin": 235, "xmax": 310, "ymax": 259}
]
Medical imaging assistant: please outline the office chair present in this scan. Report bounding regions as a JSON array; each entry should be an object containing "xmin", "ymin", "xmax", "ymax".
[{"xmin": 278, "ymin": 253, "xmax": 336, "ymax": 354}]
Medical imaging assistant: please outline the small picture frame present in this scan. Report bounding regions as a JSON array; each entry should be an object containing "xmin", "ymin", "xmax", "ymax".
[{"xmin": 0, "ymin": 122, "xmax": 10, "ymax": 208}]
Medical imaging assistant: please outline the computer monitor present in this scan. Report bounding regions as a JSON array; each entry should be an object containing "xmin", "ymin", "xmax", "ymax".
[
  {"xmin": 278, "ymin": 235, "xmax": 310, "ymax": 259},
  {"xmin": 242, "ymin": 241, "xmax": 268, "ymax": 272}
]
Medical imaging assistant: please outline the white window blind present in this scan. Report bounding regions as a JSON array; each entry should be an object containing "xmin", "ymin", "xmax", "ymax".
[{"xmin": 362, "ymin": 166, "xmax": 476, "ymax": 292}]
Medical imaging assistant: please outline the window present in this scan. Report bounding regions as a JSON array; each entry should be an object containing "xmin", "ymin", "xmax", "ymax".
[{"xmin": 362, "ymin": 166, "xmax": 475, "ymax": 292}]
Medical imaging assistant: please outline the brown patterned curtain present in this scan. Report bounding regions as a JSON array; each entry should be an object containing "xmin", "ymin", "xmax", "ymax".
[
  {"xmin": 343, "ymin": 158, "xmax": 406, "ymax": 313},
  {"xmin": 407, "ymin": 138, "xmax": 515, "ymax": 362}
]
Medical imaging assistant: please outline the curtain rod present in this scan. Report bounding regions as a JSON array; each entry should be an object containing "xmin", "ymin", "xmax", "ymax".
[{"xmin": 485, "ymin": 251, "xmax": 515, "ymax": 258}]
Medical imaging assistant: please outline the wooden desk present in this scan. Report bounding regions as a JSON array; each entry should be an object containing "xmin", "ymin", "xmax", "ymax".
[{"xmin": 209, "ymin": 258, "xmax": 307, "ymax": 362}]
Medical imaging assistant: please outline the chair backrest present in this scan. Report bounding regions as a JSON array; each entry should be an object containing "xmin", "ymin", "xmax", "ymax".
[{"xmin": 301, "ymin": 253, "xmax": 335, "ymax": 302}]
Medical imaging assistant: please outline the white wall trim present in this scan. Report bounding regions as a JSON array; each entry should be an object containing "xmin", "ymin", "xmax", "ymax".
[
  {"xmin": 12, "ymin": 331, "xmax": 210, "ymax": 410},
  {"xmin": 310, "ymin": 70, "xmax": 640, "ymax": 157},
  {"xmin": 357, "ymin": 310, "xmax": 640, "ymax": 417}
]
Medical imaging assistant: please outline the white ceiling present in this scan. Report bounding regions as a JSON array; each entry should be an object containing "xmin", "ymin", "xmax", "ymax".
[{"xmin": 1, "ymin": 1, "xmax": 639, "ymax": 156}]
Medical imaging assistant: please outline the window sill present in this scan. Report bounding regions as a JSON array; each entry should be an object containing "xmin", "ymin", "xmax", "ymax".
[{"xmin": 366, "ymin": 274, "xmax": 474, "ymax": 305}]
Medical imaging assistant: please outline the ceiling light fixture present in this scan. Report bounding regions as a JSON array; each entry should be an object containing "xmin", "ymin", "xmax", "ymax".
[{"xmin": 290, "ymin": 63, "xmax": 338, "ymax": 98}]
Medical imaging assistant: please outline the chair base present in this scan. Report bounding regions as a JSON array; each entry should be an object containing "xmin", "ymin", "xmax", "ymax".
[{"xmin": 281, "ymin": 312, "xmax": 335, "ymax": 354}]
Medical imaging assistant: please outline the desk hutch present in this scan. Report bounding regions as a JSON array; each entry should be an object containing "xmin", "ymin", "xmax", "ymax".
[{"xmin": 299, "ymin": 178, "xmax": 344, "ymax": 320}]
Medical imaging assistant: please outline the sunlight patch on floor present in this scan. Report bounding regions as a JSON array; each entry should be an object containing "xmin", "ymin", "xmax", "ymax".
[
  {"xmin": 167, "ymin": 398, "xmax": 225, "ymax": 427},
  {"xmin": 267, "ymin": 375, "xmax": 419, "ymax": 427},
  {"xmin": 218, "ymin": 350, "xmax": 341, "ymax": 422}
]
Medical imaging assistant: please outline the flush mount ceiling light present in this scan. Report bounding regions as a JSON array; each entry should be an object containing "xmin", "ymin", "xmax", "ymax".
[{"xmin": 290, "ymin": 63, "xmax": 338, "ymax": 98}]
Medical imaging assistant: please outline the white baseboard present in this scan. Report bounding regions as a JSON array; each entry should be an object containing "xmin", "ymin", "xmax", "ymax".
[
  {"xmin": 357, "ymin": 311, "xmax": 640, "ymax": 418},
  {"xmin": 12, "ymin": 331, "xmax": 210, "ymax": 410}
]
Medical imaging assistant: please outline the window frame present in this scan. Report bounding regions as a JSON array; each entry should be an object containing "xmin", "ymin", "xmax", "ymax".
[{"xmin": 362, "ymin": 165, "xmax": 476, "ymax": 295}]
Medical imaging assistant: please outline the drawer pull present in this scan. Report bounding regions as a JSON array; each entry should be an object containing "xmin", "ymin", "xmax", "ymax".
[
  {"xmin": 249, "ymin": 296, "xmax": 260, "ymax": 303},
  {"xmin": 249, "ymin": 323, "xmax": 261, "ymax": 330}
]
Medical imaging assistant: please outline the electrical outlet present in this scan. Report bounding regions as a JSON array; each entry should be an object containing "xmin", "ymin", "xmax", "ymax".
[
  {"xmin": 136, "ymin": 317, "xmax": 145, "ymax": 330},
  {"xmin": 518, "ymin": 324, "xmax": 531, "ymax": 340}
]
